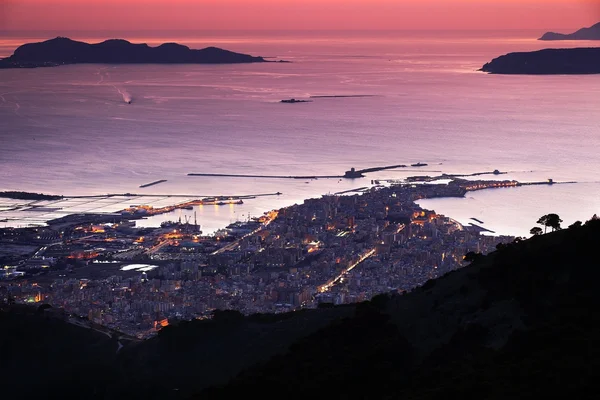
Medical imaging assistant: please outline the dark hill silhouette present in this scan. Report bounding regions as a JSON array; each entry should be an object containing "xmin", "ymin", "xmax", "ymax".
[
  {"xmin": 203, "ymin": 217, "xmax": 600, "ymax": 399},
  {"xmin": 2, "ymin": 218, "xmax": 600, "ymax": 399},
  {"xmin": 540, "ymin": 22, "xmax": 600, "ymax": 40},
  {"xmin": 480, "ymin": 47, "xmax": 600, "ymax": 74},
  {"xmin": 0, "ymin": 37, "xmax": 266, "ymax": 68}
]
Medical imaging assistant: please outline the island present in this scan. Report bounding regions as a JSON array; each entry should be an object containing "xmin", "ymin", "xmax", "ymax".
[
  {"xmin": 0, "ymin": 191, "xmax": 63, "ymax": 201},
  {"xmin": 539, "ymin": 22, "xmax": 600, "ymax": 41},
  {"xmin": 480, "ymin": 47, "xmax": 600, "ymax": 75},
  {"xmin": 0, "ymin": 37, "xmax": 267, "ymax": 69}
]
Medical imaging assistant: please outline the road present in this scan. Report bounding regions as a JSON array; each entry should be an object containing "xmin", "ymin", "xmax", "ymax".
[
  {"xmin": 211, "ymin": 211, "xmax": 278, "ymax": 255},
  {"xmin": 318, "ymin": 248, "xmax": 376, "ymax": 293}
]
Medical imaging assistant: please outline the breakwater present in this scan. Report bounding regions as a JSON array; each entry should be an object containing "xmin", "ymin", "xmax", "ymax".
[
  {"xmin": 139, "ymin": 179, "xmax": 167, "ymax": 188},
  {"xmin": 188, "ymin": 163, "xmax": 421, "ymax": 181},
  {"xmin": 188, "ymin": 173, "xmax": 341, "ymax": 179}
]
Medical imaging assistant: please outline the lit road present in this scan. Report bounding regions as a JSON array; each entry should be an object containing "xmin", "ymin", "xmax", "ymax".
[
  {"xmin": 211, "ymin": 211, "xmax": 278, "ymax": 255},
  {"xmin": 318, "ymin": 248, "xmax": 376, "ymax": 293},
  {"xmin": 147, "ymin": 239, "xmax": 172, "ymax": 254}
]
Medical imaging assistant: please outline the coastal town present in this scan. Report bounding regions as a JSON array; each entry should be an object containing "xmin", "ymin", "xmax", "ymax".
[{"xmin": 0, "ymin": 179, "xmax": 518, "ymax": 338}]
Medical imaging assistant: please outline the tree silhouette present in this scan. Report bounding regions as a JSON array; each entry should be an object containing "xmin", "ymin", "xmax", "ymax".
[
  {"xmin": 530, "ymin": 227, "xmax": 543, "ymax": 236},
  {"xmin": 546, "ymin": 214, "xmax": 563, "ymax": 231},
  {"xmin": 537, "ymin": 213, "xmax": 563, "ymax": 233},
  {"xmin": 569, "ymin": 221, "xmax": 582, "ymax": 229}
]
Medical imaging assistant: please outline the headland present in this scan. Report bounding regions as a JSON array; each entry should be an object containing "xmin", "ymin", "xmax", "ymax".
[
  {"xmin": 480, "ymin": 47, "xmax": 600, "ymax": 75},
  {"xmin": 539, "ymin": 22, "xmax": 600, "ymax": 41},
  {"xmin": 0, "ymin": 37, "xmax": 267, "ymax": 69}
]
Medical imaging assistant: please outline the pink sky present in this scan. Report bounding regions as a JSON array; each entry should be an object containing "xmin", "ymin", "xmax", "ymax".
[{"xmin": 2, "ymin": 0, "xmax": 599, "ymax": 31}]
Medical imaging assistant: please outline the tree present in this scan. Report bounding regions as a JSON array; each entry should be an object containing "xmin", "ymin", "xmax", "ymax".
[
  {"xmin": 530, "ymin": 227, "xmax": 543, "ymax": 236},
  {"xmin": 569, "ymin": 221, "xmax": 582, "ymax": 229},
  {"xmin": 537, "ymin": 213, "xmax": 563, "ymax": 233},
  {"xmin": 546, "ymin": 214, "xmax": 563, "ymax": 231}
]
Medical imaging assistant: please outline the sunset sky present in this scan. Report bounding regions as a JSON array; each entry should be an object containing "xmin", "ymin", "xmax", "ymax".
[{"xmin": 1, "ymin": 0, "xmax": 599, "ymax": 31}]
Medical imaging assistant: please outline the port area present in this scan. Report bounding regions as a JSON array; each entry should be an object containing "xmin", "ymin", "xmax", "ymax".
[{"xmin": 0, "ymin": 192, "xmax": 282, "ymax": 229}]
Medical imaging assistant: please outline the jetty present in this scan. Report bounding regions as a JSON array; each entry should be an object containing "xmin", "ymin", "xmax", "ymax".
[
  {"xmin": 188, "ymin": 164, "xmax": 417, "ymax": 181},
  {"xmin": 188, "ymin": 173, "xmax": 340, "ymax": 179},
  {"xmin": 139, "ymin": 179, "xmax": 167, "ymax": 188}
]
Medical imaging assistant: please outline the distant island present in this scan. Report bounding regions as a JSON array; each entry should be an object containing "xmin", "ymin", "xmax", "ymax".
[
  {"xmin": 0, "ymin": 37, "xmax": 267, "ymax": 69},
  {"xmin": 539, "ymin": 22, "xmax": 600, "ymax": 41},
  {"xmin": 0, "ymin": 191, "xmax": 63, "ymax": 201},
  {"xmin": 480, "ymin": 47, "xmax": 600, "ymax": 75}
]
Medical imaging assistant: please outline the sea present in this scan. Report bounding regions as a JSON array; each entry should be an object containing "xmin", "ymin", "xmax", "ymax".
[{"xmin": 1, "ymin": 30, "xmax": 599, "ymax": 236}]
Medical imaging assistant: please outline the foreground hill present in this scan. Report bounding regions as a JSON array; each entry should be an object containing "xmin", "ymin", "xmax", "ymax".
[
  {"xmin": 540, "ymin": 22, "xmax": 600, "ymax": 40},
  {"xmin": 480, "ymin": 47, "xmax": 600, "ymax": 74},
  {"xmin": 2, "ymin": 218, "xmax": 599, "ymax": 399},
  {"xmin": 0, "ymin": 305, "xmax": 120, "ymax": 399},
  {"xmin": 204, "ymin": 218, "xmax": 600, "ymax": 399},
  {"xmin": 0, "ymin": 37, "xmax": 266, "ymax": 68}
]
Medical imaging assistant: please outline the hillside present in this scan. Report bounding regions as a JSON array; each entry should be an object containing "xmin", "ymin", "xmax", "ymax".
[
  {"xmin": 2, "ymin": 217, "xmax": 599, "ymax": 399},
  {"xmin": 480, "ymin": 47, "xmax": 600, "ymax": 74},
  {"xmin": 540, "ymin": 22, "xmax": 600, "ymax": 40},
  {"xmin": 0, "ymin": 37, "xmax": 266, "ymax": 68},
  {"xmin": 0, "ymin": 305, "xmax": 120, "ymax": 400},
  {"xmin": 203, "ymin": 217, "xmax": 600, "ymax": 399}
]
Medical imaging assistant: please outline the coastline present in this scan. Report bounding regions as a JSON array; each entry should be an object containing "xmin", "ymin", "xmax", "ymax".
[{"xmin": 0, "ymin": 175, "xmax": 577, "ymax": 235}]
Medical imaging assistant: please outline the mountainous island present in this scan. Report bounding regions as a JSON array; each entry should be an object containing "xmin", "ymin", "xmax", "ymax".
[
  {"xmin": 480, "ymin": 47, "xmax": 600, "ymax": 74},
  {"xmin": 539, "ymin": 22, "xmax": 600, "ymax": 40},
  {"xmin": 0, "ymin": 37, "xmax": 267, "ymax": 68},
  {"xmin": 2, "ymin": 217, "xmax": 599, "ymax": 399}
]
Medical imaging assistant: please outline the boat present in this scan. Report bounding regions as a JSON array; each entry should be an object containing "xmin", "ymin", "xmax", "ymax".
[
  {"xmin": 281, "ymin": 98, "xmax": 311, "ymax": 103},
  {"xmin": 411, "ymin": 162, "xmax": 428, "ymax": 167}
]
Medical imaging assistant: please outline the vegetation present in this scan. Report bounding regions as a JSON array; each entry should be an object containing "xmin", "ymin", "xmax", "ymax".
[
  {"xmin": 203, "ymin": 217, "xmax": 600, "ymax": 399},
  {"xmin": 530, "ymin": 226, "xmax": 543, "ymax": 236},
  {"xmin": 1, "ymin": 216, "xmax": 599, "ymax": 399},
  {"xmin": 536, "ymin": 213, "xmax": 563, "ymax": 233}
]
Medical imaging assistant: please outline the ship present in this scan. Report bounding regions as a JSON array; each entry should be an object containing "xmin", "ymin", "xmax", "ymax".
[
  {"xmin": 411, "ymin": 162, "xmax": 428, "ymax": 167},
  {"xmin": 281, "ymin": 98, "xmax": 311, "ymax": 103}
]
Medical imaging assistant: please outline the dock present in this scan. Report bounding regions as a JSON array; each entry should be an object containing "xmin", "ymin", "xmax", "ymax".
[
  {"xmin": 334, "ymin": 187, "xmax": 369, "ymax": 195},
  {"xmin": 467, "ymin": 223, "xmax": 496, "ymax": 234}
]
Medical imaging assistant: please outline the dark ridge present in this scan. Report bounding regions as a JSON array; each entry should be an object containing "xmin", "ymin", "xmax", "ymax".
[
  {"xmin": 202, "ymin": 218, "xmax": 600, "ymax": 399},
  {"xmin": 539, "ymin": 22, "xmax": 600, "ymax": 40},
  {"xmin": 2, "ymin": 218, "xmax": 599, "ymax": 399},
  {"xmin": 0, "ymin": 37, "xmax": 267, "ymax": 69},
  {"xmin": 480, "ymin": 47, "xmax": 600, "ymax": 74}
]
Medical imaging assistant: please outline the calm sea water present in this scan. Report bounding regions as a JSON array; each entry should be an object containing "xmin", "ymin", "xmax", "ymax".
[{"xmin": 1, "ymin": 30, "xmax": 599, "ymax": 235}]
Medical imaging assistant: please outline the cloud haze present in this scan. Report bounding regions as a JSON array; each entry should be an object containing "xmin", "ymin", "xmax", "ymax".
[{"xmin": 2, "ymin": 0, "xmax": 599, "ymax": 31}]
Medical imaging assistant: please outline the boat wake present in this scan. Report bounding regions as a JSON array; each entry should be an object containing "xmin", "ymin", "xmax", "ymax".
[{"xmin": 112, "ymin": 85, "xmax": 132, "ymax": 104}]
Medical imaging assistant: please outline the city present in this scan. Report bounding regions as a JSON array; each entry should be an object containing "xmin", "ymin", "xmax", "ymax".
[{"xmin": 1, "ymin": 179, "xmax": 514, "ymax": 338}]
